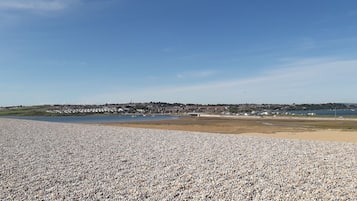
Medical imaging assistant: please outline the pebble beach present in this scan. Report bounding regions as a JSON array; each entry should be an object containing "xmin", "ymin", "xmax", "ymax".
[{"xmin": 1, "ymin": 118, "xmax": 356, "ymax": 200}]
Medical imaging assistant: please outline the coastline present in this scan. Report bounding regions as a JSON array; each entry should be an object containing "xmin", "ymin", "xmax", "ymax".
[
  {"xmin": 105, "ymin": 115, "xmax": 357, "ymax": 143},
  {"xmin": 198, "ymin": 113, "xmax": 357, "ymax": 121},
  {"xmin": 2, "ymin": 114, "xmax": 357, "ymax": 143}
]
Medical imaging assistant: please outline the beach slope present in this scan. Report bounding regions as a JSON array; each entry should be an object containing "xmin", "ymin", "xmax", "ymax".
[{"xmin": 1, "ymin": 118, "xmax": 356, "ymax": 200}]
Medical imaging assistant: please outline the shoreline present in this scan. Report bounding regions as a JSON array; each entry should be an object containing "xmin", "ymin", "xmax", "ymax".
[
  {"xmin": 197, "ymin": 113, "xmax": 357, "ymax": 121},
  {"xmin": 105, "ymin": 115, "xmax": 357, "ymax": 143},
  {"xmin": 2, "ymin": 115, "xmax": 356, "ymax": 143}
]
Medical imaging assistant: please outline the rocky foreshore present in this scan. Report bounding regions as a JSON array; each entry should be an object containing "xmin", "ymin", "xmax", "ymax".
[{"xmin": 1, "ymin": 118, "xmax": 356, "ymax": 200}]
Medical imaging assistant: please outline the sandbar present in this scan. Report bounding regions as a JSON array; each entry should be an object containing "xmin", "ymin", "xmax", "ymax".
[{"xmin": 105, "ymin": 116, "xmax": 357, "ymax": 143}]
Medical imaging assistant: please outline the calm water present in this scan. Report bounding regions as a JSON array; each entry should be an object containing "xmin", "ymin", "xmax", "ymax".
[
  {"xmin": 3, "ymin": 115, "xmax": 177, "ymax": 123},
  {"xmin": 289, "ymin": 109, "xmax": 357, "ymax": 116}
]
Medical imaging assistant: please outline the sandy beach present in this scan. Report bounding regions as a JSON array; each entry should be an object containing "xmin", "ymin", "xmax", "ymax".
[
  {"xmin": 108, "ymin": 116, "xmax": 357, "ymax": 143},
  {"xmin": 1, "ymin": 118, "xmax": 356, "ymax": 200}
]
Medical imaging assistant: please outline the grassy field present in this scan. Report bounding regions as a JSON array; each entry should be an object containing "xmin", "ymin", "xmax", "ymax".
[{"xmin": 0, "ymin": 106, "xmax": 51, "ymax": 116}]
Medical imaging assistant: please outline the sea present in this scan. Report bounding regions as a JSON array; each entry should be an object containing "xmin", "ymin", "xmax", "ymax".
[
  {"xmin": 3, "ymin": 115, "xmax": 177, "ymax": 124},
  {"xmin": 2, "ymin": 109, "xmax": 356, "ymax": 123},
  {"xmin": 288, "ymin": 109, "xmax": 357, "ymax": 117}
]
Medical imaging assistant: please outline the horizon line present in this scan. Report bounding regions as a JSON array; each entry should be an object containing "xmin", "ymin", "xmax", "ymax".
[{"xmin": 1, "ymin": 102, "xmax": 356, "ymax": 108}]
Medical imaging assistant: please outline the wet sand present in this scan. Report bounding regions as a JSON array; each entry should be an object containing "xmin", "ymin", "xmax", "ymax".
[{"xmin": 105, "ymin": 116, "xmax": 357, "ymax": 143}]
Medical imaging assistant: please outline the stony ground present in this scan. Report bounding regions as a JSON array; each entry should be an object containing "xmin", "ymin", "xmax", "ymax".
[{"xmin": 0, "ymin": 118, "xmax": 356, "ymax": 200}]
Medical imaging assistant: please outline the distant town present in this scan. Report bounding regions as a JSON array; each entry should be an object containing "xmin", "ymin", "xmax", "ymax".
[{"xmin": 1, "ymin": 102, "xmax": 356, "ymax": 117}]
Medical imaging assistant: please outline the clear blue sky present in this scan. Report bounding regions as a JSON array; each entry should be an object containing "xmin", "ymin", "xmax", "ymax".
[{"xmin": 1, "ymin": 0, "xmax": 357, "ymax": 106}]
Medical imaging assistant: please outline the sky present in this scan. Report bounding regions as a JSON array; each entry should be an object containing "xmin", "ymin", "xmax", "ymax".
[{"xmin": 1, "ymin": 0, "xmax": 357, "ymax": 106}]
